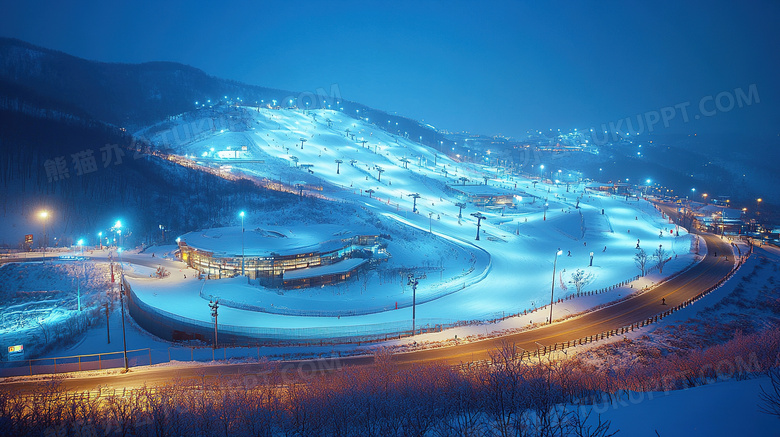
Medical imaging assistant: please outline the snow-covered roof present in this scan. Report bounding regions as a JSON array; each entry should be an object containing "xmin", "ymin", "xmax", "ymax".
[
  {"xmin": 448, "ymin": 184, "xmax": 514, "ymax": 197},
  {"xmin": 694, "ymin": 205, "xmax": 743, "ymax": 219},
  {"xmin": 179, "ymin": 224, "xmax": 376, "ymax": 258},
  {"xmin": 283, "ymin": 258, "xmax": 367, "ymax": 280}
]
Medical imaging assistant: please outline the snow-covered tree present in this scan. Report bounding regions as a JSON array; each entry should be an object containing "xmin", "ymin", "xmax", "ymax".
[{"xmin": 569, "ymin": 269, "xmax": 594, "ymax": 295}]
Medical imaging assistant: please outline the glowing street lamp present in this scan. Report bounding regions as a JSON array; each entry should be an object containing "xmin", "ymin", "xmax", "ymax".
[
  {"xmin": 239, "ymin": 211, "xmax": 245, "ymax": 276},
  {"xmin": 549, "ymin": 249, "xmax": 564, "ymax": 325},
  {"xmin": 114, "ymin": 220, "xmax": 123, "ymax": 248},
  {"xmin": 39, "ymin": 210, "xmax": 49, "ymax": 263},
  {"xmin": 98, "ymin": 232, "xmax": 103, "ymax": 250}
]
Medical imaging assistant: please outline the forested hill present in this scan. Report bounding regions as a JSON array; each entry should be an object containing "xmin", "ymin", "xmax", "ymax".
[
  {"xmin": 0, "ymin": 110, "xmax": 299, "ymax": 249},
  {"xmin": 0, "ymin": 37, "xmax": 435, "ymax": 144}
]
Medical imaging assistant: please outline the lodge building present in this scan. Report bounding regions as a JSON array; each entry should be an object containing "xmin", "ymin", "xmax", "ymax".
[{"xmin": 177, "ymin": 225, "xmax": 383, "ymax": 288}]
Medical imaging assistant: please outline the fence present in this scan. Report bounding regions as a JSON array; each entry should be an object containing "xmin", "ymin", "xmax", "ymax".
[{"xmin": 0, "ymin": 348, "xmax": 152, "ymax": 377}]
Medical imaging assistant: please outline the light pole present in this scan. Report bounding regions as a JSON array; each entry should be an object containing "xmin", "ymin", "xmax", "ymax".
[
  {"xmin": 428, "ymin": 212, "xmax": 433, "ymax": 233},
  {"xmin": 39, "ymin": 210, "xmax": 48, "ymax": 263},
  {"xmin": 98, "ymin": 232, "xmax": 103, "ymax": 250},
  {"xmin": 240, "ymin": 211, "xmax": 245, "ymax": 276},
  {"xmin": 549, "ymin": 248, "xmax": 563, "ymax": 325},
  {"xmin": 75, "ymin": 239, "xmax": 85, "ymax": 311},
  {"xmin": 118, "ymin": 251, "xmax": 128, "ymax": 372},
  {"xmin": 407, "ymin": 273, "xmax": 425, "ymax": 335},
  {"xmin": 539, "ymin": 164, "xmax": 545, "ymax": 182},
  {"xmin": 209, "ymin": 298, "xmax": 219, "ymax": 349},
  {"xmin": 114, "ymin": 220, "xmax": 122, "ymax": 249}
]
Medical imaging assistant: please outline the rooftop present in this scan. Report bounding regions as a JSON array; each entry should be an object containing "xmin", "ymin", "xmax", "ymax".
[{"xmin": 179, "ymin": 224, "xmax": 376, "ymax": 258}]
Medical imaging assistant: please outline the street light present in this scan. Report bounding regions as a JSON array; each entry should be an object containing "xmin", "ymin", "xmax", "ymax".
[
  {"xmin": 239, "ymin": 211, "xmax": 245, "ymax": 276},
  {"xmin": 39, "ymin": 210, "xmax": 49, "ymax": 263},
  {"xmin": 407, "ymin": 273, "xmax": 426, "ymax": 335},
  {"xmin": 98, "ymin": 232, "xmax": 103, "ymax": 250},
  {"xmin": 209, "ymin": 298, "xmax": 219, "ymax": 349},
  {"xmin": 549, "ymin": 249, "xmax": 563, "ymax": 325},
  {"xmin": 118, "ymin": 251, "xmax": 128, "ymax": 372},
  {"xmin": 114, "ymin": 220, "xmax": 122, "ymax": 248}
]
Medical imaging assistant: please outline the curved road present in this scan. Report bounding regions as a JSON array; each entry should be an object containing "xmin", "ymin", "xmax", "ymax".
[{"xmin": 1, "ymin": 232, "xmax": 738, "ymax": 393}]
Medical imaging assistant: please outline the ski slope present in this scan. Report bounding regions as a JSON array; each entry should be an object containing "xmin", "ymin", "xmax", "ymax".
[{"xmin": 126, "ymin": 107, "xmax": 700, "ymax": 338}]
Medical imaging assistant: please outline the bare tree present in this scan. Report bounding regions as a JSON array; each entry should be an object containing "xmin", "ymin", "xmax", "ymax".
[
  {"xmin": 759, "ymin": 367, "xmax": 780, "ymax": 419},
  {"xmin": 634, "ymin": 248, "xmax": 648, "ymax": 276},
  {"xmin": 569, "ymin": 407, "xmax": 619, "ymax": 437},
  {"xmin": 36, "ymin": 318, "xmax": 50, "ymax": 344},
  {"xmin": 654, "ymin": 245, "xmax": 670, "ymax": 274}
]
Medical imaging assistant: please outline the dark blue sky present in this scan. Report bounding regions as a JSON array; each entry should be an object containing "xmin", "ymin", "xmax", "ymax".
[{"xmin": 2, "ymin": 1, "xmax": 778, "ymax": 139}]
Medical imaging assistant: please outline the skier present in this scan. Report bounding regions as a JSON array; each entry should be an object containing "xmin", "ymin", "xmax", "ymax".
[{"xmin": 661, "ymin": 297, "xmax": 666, "ymax": 305}]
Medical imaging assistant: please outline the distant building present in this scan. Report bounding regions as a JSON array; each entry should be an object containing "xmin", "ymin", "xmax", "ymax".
[
  {"xmin": 690, "ymin": 204, "xmax": 746, "ymax": 235},
  {"xmin": 585, "ymin": 182, "xmax": 631, "ymax": 195},
  {"xmin": 447, "ymin": 184, "xmax": 517, "ymax": 208},
  {"xmin": 177, "ymin": 225, "xmax": 383, "ymax": 288}
]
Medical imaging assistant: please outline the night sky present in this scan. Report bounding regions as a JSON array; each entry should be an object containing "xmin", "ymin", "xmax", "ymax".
[{"xmin": 2, "ymin": 1, "xmax": 778, "ymax": 139}]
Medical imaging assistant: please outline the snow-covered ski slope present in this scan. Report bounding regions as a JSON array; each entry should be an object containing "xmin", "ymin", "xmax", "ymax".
[{"xmin": 130, "ymin": 107, "xmax": 699, "ymax": 336}]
